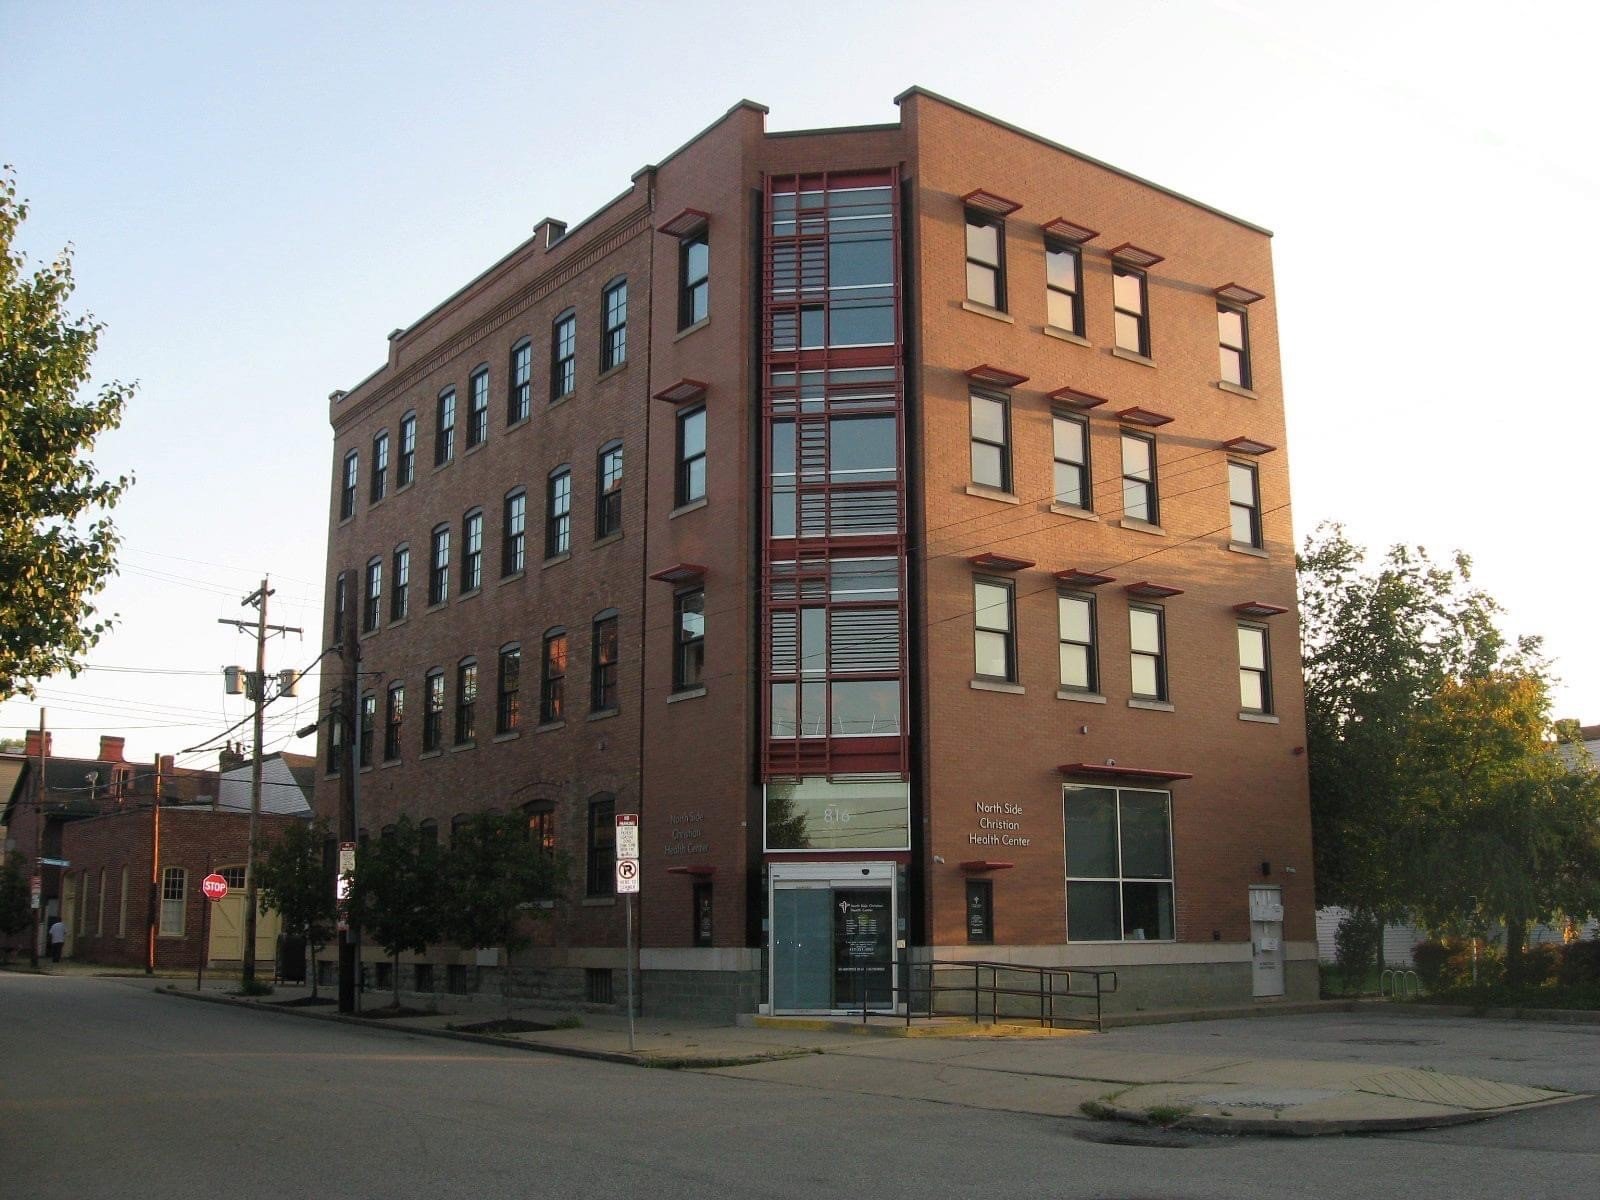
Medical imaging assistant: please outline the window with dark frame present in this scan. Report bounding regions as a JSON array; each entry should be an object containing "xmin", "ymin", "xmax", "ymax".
[
  {"xmin": 497, "ymin": 644, "xmax": 521, "ymax": 734},
  {"xmin": 540, "ymin": 628, "xmax": 567, "ymax": 723},
  {"xmin": 965, "ymin": 209, "xmax": 1005, "ymax": 310},
  {"xmin": 390, "ymin": 545, "xmax": 409, "ymax": 621},
  {"xmin": 1113, "ymin": 266, "xmax": 1149, "ymax": 356},
  {"xmin": 362, "ymin": 557, "xmax": 382, "ymax": 633},
  {"xmin": 1058, "ymin": 592, "xmax": 1098, "ymax": 694},
  {"xmin": 586, "ymin": 793, "xmax": 616, "ymax": 897},
  {"xmin": 675, "ymin": 406, "xmax": 706, "ymax": 506},
  {"xmin": 1129, "ymin": 604, "xmax": 1167, "ymax": 701},
  {"xmin": 966, "ymin": 879, "xmax": 994, "ymax": 944},
  {"xmin": 467, "ymin": 366, "xmax": 489, "ymax": 448},
  {"xmin": 1065, "ymin": 785, "xmax": 1175, "ymax": 941},
  {"xmin": 370, "ymin": 431, "xmax": 389, "ymax": 502},
  {"xmin": 435, "ymin": 388, "xmax": 456, "ymax": 465},
  {"xmin": 1121, "ymin": 432, "xmax": 1158, "ymax": 525},
  {"xmin": 1228, "ymin": 460, "xmax": 1262, "ymax": 548},
  {"xmin": 969, "ymin": 390, "xmax": 1010, "ymax": 491},
  {"xmin": 502, "ymin": 489, "xmax": 526, "ymax": 576},
  {"xmin": 601, "ymin": 279, "xmax": 627, "ymax": 371},
  {"xmin": 383, "ymin": 682, "xmax": 404, "ymax": 761},
  {"xmin": 429, "ymin": 526, "xmax": 450, "ymax": 605},
  {"xmin": 591, "ymin": 609, "xmax": 619, "ymax": 712},
  {"xmin": 333, "ymin": 571, "xmax": 347, "ymax": 640},
  {"xmin": 461, "ymin": 508, "xmax": 483, "ymax": 593},
  {"xmin": 673, "ymin": 589, "xmax": 705, "ymax": 692},
  {"xmin": 679, "ymin": 231, "xmax": 709, "ymax": 329},
  {"xmin": 508, "ymin": 339, "xmax": 532, "ymax": 424},
  {"xmin": 545, "ymin": 467, "xmax": 571, "ymax": 558},
  {"xmin": 973, "ymin": 577, "xmax": 1016, "ymax": 682},
  {"xmin": 340, "ymin": 450, "xmax": 357, "ymax": 520},
  {"xmin": 397, "ymin": 412, "xmax": 416, "ymax": 487},
  {"xmin": 1218, "ymin": 305, "xmax": 1251, "ymax": 388},
  {"xmin": 454, "ymin": 658, "xmax": 477, "ymax": 745},
  {"xmin": 1052, "ymin": 412, "xmax": 1090, "ymax": 509},
  {"xmin": 422, "ymin": 669, "xmax": 444, "ymax": 752},
  {"xmin": 1238, "ymin": 624, "xmax": 1272, "ymax": 714},
  {"xmin": 595, "ymin": 441, "xmax": 623, "ymax": 538},
  {"xmin": 526, "ymin": 805, "xmax": 555, "ymax": 857},
  {"xmin": 1045, "ymin": 239, "xmax": 1083, "ymax": 335},
  {"xmin": 551, "ymin": 310, "xmax": 576, "ymax": 401},
  {"xmin": 359, "ymin": 692, "xmax": 375, "ymax": 767}
]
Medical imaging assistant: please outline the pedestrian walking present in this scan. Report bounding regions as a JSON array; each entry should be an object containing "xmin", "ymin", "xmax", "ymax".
[{"xmin": 48, "ymin": 917, "xmax": 66, "ymax": 963}]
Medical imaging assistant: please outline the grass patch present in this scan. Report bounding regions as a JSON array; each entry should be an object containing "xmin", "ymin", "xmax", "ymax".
[
  {"xmin": 1078, "ymin": 1099, "xmax": 1116, "ymax": 1120},
  {"xmin": 1318, "ymin": 963, "xmax": 1384, "ymax": 998},
  {"xmin": 552, "ymin": 1014, "xmax": 583, "ymax": 1029},
  {"xmin": 232, "ymin": 980, "xmax": 274, "ymax": 997},
  {"xmin": 1142, "ymin": 1104, "xmax": 1193, "ymax": 1127},
  {"xmin": 453, "ymin": 1017, "xmax": 554, "ymax": 1034}
]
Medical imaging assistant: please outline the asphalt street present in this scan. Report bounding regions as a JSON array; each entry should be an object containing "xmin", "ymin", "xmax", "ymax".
[{"xmin": 2, "ymin": 973, "xmax": 1596, "ymax": 1200}]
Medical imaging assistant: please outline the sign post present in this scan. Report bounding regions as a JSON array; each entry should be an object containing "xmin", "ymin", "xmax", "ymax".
[
  {"xmin": 615, "ymin": 814, "xmax": 640, "ymax": 1052},
  {"xmin": 198, "ymin": 871, "xmax": 227, "ymax": 991}
]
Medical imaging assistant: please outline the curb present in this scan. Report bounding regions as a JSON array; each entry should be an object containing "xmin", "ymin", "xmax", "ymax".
[
  {"xmin": 1097, "ymin": 1102, "xmax": 1498, "ymax": 1138},
  {"xmin": 1374, "ymin": 1003, "xmax": 1600, "ymax": 1026}
]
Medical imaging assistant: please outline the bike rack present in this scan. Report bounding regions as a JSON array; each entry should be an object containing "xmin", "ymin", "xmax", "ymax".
[{"xmin": 1380, "ymin": 967, "xmax": 1420, "ymax": 999}]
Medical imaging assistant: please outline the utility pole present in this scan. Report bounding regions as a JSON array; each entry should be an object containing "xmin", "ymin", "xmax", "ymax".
[
  {"xmin": 30, "ymin": 709, "xmax": 46, "ymax": 968},
  {"xmin": 147, "ymin": 752, "xmax": 161, "ymax": 974},
  {"xmin": 337, "ymin": 576, "xmax": 361, "ymax": 1015},
  {"xmin": 219, "ymin": 576, "xmax": 301, "ymax": 989}
]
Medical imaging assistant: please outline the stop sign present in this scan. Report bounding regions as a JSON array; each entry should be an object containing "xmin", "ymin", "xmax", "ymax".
[{"xmin": 201, "ymin": 873, "xmax": 229, "ymax": 901}]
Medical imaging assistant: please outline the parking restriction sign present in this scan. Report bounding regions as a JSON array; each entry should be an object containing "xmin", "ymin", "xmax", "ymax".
[{"xmin": 615, "ymin": 858, "xmax": 640, "ymax": 893}]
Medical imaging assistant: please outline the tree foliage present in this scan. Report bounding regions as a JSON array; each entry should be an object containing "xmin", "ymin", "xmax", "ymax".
[
  {"xmin": 349, "ymin": 816, "xmax": 445, "ymax": 1008},
  {"xmin": 0, "ymin": 167, "xmax": 133, "ymax": 700},
  {"xmin": 0, "ymin": 852, "xmax": 32, "ymax": 945},
  {"xmin": 256, "ymin": 817, "xmax": 336, "ymax": 997}
]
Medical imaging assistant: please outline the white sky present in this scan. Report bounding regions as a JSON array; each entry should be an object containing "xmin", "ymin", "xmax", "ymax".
[{"xmin": 2, "ymin": 0, "xmax": 1597, "ymax": 767}]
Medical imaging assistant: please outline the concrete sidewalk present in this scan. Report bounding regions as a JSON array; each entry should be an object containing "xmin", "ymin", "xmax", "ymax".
[{"xmin": 133, "ymin": 974, "xmax": 1585, "ymax": 1137}]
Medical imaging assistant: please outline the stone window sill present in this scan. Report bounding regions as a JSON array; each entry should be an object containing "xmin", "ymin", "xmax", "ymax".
[
  {"xmin": 542, "ymin": 552, "xmax": 571, "ymax": 570},
  {"xmin": 464, "ymin": 439, "xmax": 487, "ymax": 458},
  {"xmin": 419, "ymin": 751, "xmax": 443, "ymax": 761},
  {"xmin": 1128, "ymin": 698, "xmax": 1175, "ymax": 712},
  {"xmin": 667, "ymin": 686, "xmax": 707, "ymax": 704},
  {"xmin": 965, "ymin": 483, "xmax": 1019, "ymax": 505},
  {"xmin": 1049, "ymin": 502, "xmax": 1098, "ymax": 522},
  {"xmin": 1227, "ymin": 541, "xmax": 1268, "ymax": 558},
  {"xmin": 1217, "ymin": 380, "xmax": 1259, "ymax": 399},
  {"xmin": 380, "ymin": 758, "xmax": 403, "ymax": 770},
  {"xmin": 1057, "ymin": 689, "xmax": 1107, "ymax": 704},
  {"xmin": 493, "ymin": 731, "xmax": 521, "ymax": 743},
  {"xmin": 593, "ymin": 531, "xmax": 623, "ymax": 549},
  {"xmin": 597, "ymin": 362, "xmax": 628, "ymax": 384},
  {"xmin": 535, "ymin": 721, "xmax": 565, "ymax": 734},
  {"xmin": 1111, "ymin": 346, "xmax": 1156, "ymax": 368},
  {"xmin": 1119, "ymin": 517, "xmax": 1166, "ymax": 536},
  {"xmin": 961, "ymin": 299, "xmax": 1014, "ymax": 324},
  {"xmin": 1239, "ymin": 711, "xmax": 1280, "ymax": 724},
  {"xmin": 1042, "ymin": 324, "xmax": 1090, "ymax": 347},
  {"xmin": 549, "ymin": 393, "xmax": 573, "ymax": 410},
  {"xmin": 500, "ymin": 571, "xmax": 526, "ymax": 586},
  {"xmin": 587, "ymin": 709, "xmax": 620, "ymax": 723},
  {"xmin": 458, "ymin": 588, "xmax": 481, "ymax": 602},
  {"xmin": 674, "ymin": 317, "xmax": 710, "ymax": 342},
  {"xmin": 970, "ymin": 677, "xmax": 1024, "ymax": 695},
  {"xmin": 670, "ymin": 497, "xmax": 708, "ymax": 519}
]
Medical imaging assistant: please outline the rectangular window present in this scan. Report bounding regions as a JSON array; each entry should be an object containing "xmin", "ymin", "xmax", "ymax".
[
  {"xmin": 1045, "ymin": 240, "xmax": 1083, "ymax": 335},
  {"xmin": 359, "ymin": 692, "xmax": 375, "ymax": 767},
  {"xmin": 118, "ymin": 866, "xmax": 128, "ymax": 938},
  {"xmin": 596, "ymin": 443, "xmax": 623, "ymax": 538},
  {"xmin": 551, "ymin": 312, "xmax": 576, "ymax": 401},
  {"xmin": 503, "ymin": 491, "xmax": 526, "ymax": 576},
  {"xmin": 97, "ymin": 867, "xmax": 105, "ymax": 937},
  {"xmin": 508, "ymin": 340, "xmax": 531, "ymax": 423},
  {"xmin": 384, "ymin": 683, "xmax": 404, "ymax": 761},
  {"xmin": 435, "ymin": 389, "xmax": 456, "ymax": 466},
  {"xmin": 362, "ymin": 558, "xmax": 382, "ymax": 633},
  {"xmin": 586, "ymin": 795, "xmax": 616, "ymax": 897},
  {"xmin": 673, "ymin": 589, "xmax": 705, "ymax": 692},
  {"xmin": 159, "ymin": 867, "xmax": 185, "ymax": 936},
  {"xmin": 397, "ymin": 412, "xmax": 416, "ymax": 487},
  {"xmin": 545, "ymin": 469, "xmax": 571, "ymax": 558},
  {"xmin": 601, "ymin": 279, "xmax": 627, "ymax": 370},
  {"xmin": 1121, "ymin": 432, "xmax": 1158, "ymax": 525},
  {"xmin": 1113, "ymin": 266, "xmax": 1149, "ymax": 356},
  {"xmin": 527, "ymin": 808, "xmax": 555, "ymax": 857},
  {"xmin": 390, "ymin": 546, "xmax": 409, "ymax": 621},
  {"xmin": 339, "ymin": 451, "xmax": 357, "ymax": 520},
  {"xmin": 1218, "ymin": 305, "xmax": 1251, "ymax": 388},
  {"xmin": 497, "ymin": 646, "xmax": 521, "ymax": 733},
  {"xmin": 370, "ymin": 431, "xmax": 389, "ymax": 502},
  {"xmin": 429, "ymin": 527, "xmax": 450, "ymax": 605},
  {"xmin": 1052, "ymin": 413, "xmax": 1090, "ymax": 509},
  {"xmin": 973, "ymin": 578, "xmax": 1016, "ymax": 682},
  {"xmin": 1065, "ymin": 785, "xmax": 1174, "ymax": 941},
  {"xmin": 1228, "ymin": 460, "xmax": 1262, "ymax": 548},
  {"xmin": 965, "ymin": 210, "xmax": 1005, "ymax": 310},
  {"xmin": 1058, "ymin": 593, "xmax": 1098, "ymax": 693},
  {"xmin": 467, "ymin": 367, "xmax": 489, "ymax": 448},
  {"xmin": 454, "ymin": 660, "xmax": 477, "ymax": 745},
  {"xmin": 966, "ymin": 879, "xmax": 993, "ymax": 945},
  {"xmin": 970, "ymin": 391, "xmax": 1010, "ymax": 491},
  {"xmin": 333, "ymin": 572, "xmax": 348, "ymax": 640},
  {"xmin": 540, "ymin": 630, "xmax": 567, "ymax": 723},
  {"xmin": 461, "ymin": 510, "xmax": 483, "ymax": 593},
  {"xmin": 591, "ymin": 613, "xmax": 619, "ymax": 712},
  {"xmin": 676, "ymin": 406, "xmax": 706, "ymax": 506},
  {"xmin": 1129, "ymin": 605, "xmax": 1167, "ymax": 701},
  {"xmin": 1239, "ymin": 625, "xmax": 1272, "ymax": 714},
  {"xmin": 679, "ymin": 231, "xmax": 709, "ymax": 329},
  {"xmin": 422, "ymin": 671, "xmax": 444, "ymax": 752}
]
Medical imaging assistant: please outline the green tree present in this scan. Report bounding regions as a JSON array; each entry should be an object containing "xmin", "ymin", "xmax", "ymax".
[
  {"xmin": 349, "ymin": 816, "xmax": 444, "ymax": 1009},
  {"xmin": 0, "ymin": 852, "xmax": 32, "ymax": 959},
  {"xmin": 256, "ymin": 817, "xmax": 336, "ymax": 998},
  {"xmin": 442, "ymin": 810, "xmax": 568, "ymax": 1015},
  {"xmin": 0, "ymin": 168, "xmax": 134, "ymax": 700}
]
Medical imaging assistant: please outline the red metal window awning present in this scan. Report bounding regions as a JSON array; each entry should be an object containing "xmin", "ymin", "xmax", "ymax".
[
  {"xmin": 966, "ymin": 364, "xmax": 1029, "ymax": 388},
  {"xmin": 968, "ymin": 552, "xmax": 1035, "ymax": 572},
  {"xmin": 1214, "ymin": 282, "xmax": 1265, "ymax": 306},
  {"xmin": 959, "ymin": 860, "xmax": 1015, "ymax": 873},
  {"xmin": 1221, "ymin": 436, "xmax": 1276, "ymax": 455},
  {"xmin": 657, "ymin": 208, "xmax": 710, "ymax": 238},
  {"xmin": 1233, "ymin": 601, "xmax": 1289, "ymax": 619},
  {"xmin": 1116, "ymin": 406, "xmax": 1174, "ymax": 428},
  {"xmin": 1058, "ymin": 762, "xmax": 1194, "ymax": 783},
  {"xmin": 1054, "ymin": 568, "xmax": 1116, "ymax": 588},
  {"xmin": 961, "ymin": 189, "xmax": 1022, "ymax": 217},
  {"xmin": 1048, "ymin": 385, "xmax": 1109, "ymax": 410},
  {"xmin": 653, "ymin": 378, "xmax": 709, "ymax": 405},
  {"xmin": 1109, "ymin": 243, "xmax": 1164, "ymax": 268},
  {"xmin": 1042, "ymin": 217, "xmax": 1099, "ymax": 245},
  {"xmin": 649, "ymin": 563, "xmax": 707, "ymax": 584},
  {"xmin": 1124, "ymin": 581, "xmax": 1184, "ymax": 599},
  {"xmin": 666, "ymin": 864, "xmax": 717, "ymax": 877}
]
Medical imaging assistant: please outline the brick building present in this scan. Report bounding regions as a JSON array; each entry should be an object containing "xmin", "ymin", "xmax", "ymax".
[{"xmin": 316, "ymin": 88, "xmax": 1315, "ymax": 1018}]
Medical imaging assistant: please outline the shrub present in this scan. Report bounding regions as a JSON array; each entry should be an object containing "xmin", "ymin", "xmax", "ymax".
[
  {"xmin": 1335, "ymin": 910, "xmax": 1383, "ymax": 992},
  {"xmin": 1559, "ymin": 940, "xmax": 1600, "ymax": 987},
  {"xmin": 1412, "ymin": 938, "xmax": 1502, "ymax": 992},
  {"xmin": 1411, "ymin": 940, "xmax": 1452, "ymax": 991},
  {"xmin": 1519, "ymin": 942, "xmax": 1560, "ymax": 987}
]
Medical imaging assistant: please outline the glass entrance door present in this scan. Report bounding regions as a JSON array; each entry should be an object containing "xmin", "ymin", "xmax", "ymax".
[
  {"xmin": 833, "ymin": 888, "xmax": 893, "ymax": 1009},
  {"xmin": 772, "ymin": 887, "xmax": 833, "ymax": 1010}
]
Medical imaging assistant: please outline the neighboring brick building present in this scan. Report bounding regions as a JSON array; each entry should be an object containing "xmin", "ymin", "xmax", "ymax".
[{"xmin": 317, "ymin": 87, "xmax": 1316, "ymax": 1018}]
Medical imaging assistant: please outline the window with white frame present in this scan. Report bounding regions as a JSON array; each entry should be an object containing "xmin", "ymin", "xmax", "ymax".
[
  {"xmin": 159, "ymin": 867, "xmax": 186, "ymax": 936},
  {"xmin": 1058, "ymin": 592, "xmax": 1098, "ymax": 693},
  {"xmin": 1238, "ymin": 624, "xmax": 1272, "ymax": 714}
]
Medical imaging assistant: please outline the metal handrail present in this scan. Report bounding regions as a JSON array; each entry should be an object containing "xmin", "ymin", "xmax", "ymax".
[{"xmin": 901, "ymin": 959, "xmax": 1119, "ymax": 1033}]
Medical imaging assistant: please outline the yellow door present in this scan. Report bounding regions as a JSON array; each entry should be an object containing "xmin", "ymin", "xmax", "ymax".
[{"xmin": 207, "ymin": 893, "xmax": 281, "ymax": 967}]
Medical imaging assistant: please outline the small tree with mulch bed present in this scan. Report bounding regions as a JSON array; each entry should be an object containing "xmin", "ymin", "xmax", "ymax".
[
  {"xmin": 349, "ymin": 816, "xmax": 444, "ymax": 1010},
  {"xmin": 256, "ymin": 817, "xmax": 336, "ymax": 998},
  {"xmin": 442, "ymin": 811, "xmax": 568, "ymax": 1017}
]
